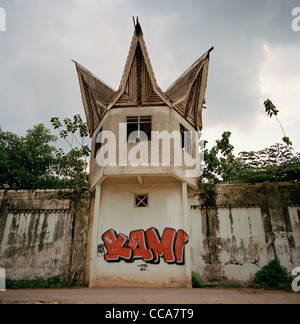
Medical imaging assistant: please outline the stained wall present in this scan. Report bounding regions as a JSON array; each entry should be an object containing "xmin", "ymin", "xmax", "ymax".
[
  {"xmin": 0, "ymin": 183, "xmax": 299, "ymax": 286},
  {"xmin": 0, "ymin": 190, "xmax": 90, "ymax": 284},
  {"xmin": 190, "ymin": 182, "xmax": 300, "ymax": 284}
]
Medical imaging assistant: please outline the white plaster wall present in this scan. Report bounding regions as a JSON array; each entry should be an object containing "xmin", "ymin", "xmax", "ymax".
[
  {"xmin": 0, "ymin": 212, "xmax": 72, "ymax": 280},
  {"xmin": 190, "ymin": 206, "xmax": 270, "ymax": 283},
  {"xmin": 190, "ymin": 202, "xmax": 205, "ymax": 275},
  {"xmin": 95, "ymin": 183, "xmax": 189, "ymax": 287},
  {"xmin": 217, "ymin": 208, "xmax": 269, "ymax": 281},
  {"xmin": 287, "ymin": 207, "xmax": 300, "ymax": 271}
]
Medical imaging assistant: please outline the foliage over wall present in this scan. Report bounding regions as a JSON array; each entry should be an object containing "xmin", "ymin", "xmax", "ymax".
[
  {"xmin": 200, "ymin": 132, "xmax": 300, "ymax": 198},
  {"xmin": 1, "ymin": 111, "xmax": 299, "ymax": 192},
  {"xmin": 0, "ymin": 115, "xmax": 90, "ymax": 191}
]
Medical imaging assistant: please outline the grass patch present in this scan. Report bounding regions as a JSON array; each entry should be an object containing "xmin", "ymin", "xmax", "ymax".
[
  {"xmin": 6, "ymin": 276, "xmax": 66, "ymax": 289},
  {"xmin": 192, "ymin": 272, "xmax": 205, "ymax": 288}
]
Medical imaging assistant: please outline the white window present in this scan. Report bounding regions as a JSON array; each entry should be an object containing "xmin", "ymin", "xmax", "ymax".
[{"xmin": 180, "ymin": 124, "xmax": 192, "ymax": 155}]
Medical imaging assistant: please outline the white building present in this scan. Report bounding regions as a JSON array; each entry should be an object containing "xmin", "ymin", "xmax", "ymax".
[{"xmin": 74, "ymin": 20, "xmax": 212, "ymax": 287}]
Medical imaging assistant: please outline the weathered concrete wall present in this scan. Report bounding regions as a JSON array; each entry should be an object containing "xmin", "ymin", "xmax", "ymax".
[
  {"xmin": 0, "ymin": 190, "xmax": 90, "ymax": 284},
  {"xmin": 190, "ymin": 182, "xmax": 300, "ymax": 284},
  {"xmin": 91, "ymin": 182, "xmax": 190, "ymax": 288},
  {"xmin": 0, "ymin": 183, "xmax": 299, "ymax": 286}
]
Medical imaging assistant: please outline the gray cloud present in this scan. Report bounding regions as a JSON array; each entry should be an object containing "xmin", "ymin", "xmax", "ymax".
[{"xmin": 0, "ymin": 0, "xmax": 299, "ymax": 154}]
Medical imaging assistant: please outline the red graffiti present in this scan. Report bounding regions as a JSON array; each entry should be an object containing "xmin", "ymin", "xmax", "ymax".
[
  {"xmin": 102, "ymin": 230, "xmax": 133, "ymax": 262},
  {"xmin": 174, "ymin": 230, "xmax": 189, "ymax": 264},
  {"xmin": 102, "ymin": 228, "xmax": 189, "ymax": 265},
  {"xmin": 128, "ymin": 230, "xmax": 154, "ymax": 262},
  {"xmin": 146, "ymin": 228, "xmax": 176, "ymax": 263}
]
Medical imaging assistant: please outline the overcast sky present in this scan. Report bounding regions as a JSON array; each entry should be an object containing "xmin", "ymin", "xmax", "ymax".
[{"xmin": 0, "ymin": 0, "xmax": 299, "ymax": 155}]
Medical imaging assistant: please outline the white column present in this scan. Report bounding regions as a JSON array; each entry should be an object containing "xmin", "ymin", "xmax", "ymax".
[
  {"xmin": 89, "ymin": 184, "xmax": 102, "ymax": 288},
  {"xmin": 182, "ymin": 182, "xmax": 192, "ymax": 288}
]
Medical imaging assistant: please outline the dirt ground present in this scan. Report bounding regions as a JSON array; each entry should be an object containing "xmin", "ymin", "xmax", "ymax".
[{"xmin": 1, "ymin": 287, "xmax": 300, "ymax": 304}]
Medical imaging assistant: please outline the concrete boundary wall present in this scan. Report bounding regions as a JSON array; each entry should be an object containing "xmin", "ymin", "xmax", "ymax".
[
  {"xmin": 0, "ymin": 190, "xmax": 90, "ymax": 284},
  {"xmin": 0, "ymin": 183, "xmax": 299, "ymax": 286},
  {"xmin": 190, "ymin": 182, "xmax": 300, "ymax": 284}
]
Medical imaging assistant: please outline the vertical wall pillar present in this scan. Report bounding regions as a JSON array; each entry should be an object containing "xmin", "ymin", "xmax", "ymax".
[
  {"xmin": 89, "ymin": 184, "xmax": 102, "ymax": 288},
  {"xmin": 182, "ymin": 182, "xmax": 192, "ymax": 288},
  {"xmin": 263, "ymin": 183, "xmax": 295, "ymax": 271}
]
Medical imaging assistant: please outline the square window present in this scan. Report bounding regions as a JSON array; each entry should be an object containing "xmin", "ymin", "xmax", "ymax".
[
  {"xmin": 127, "ymin": 116, "xmax": 152, "ymax": 142},
  {"xmin": 135, "ymin": 194, "xmax": 149, "ymax": 208}
]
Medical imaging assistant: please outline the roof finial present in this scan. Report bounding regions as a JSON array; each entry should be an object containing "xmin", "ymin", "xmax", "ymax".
[{"xmin": 133, "ymin": 16, "xmax": 142, "ymax": 35}]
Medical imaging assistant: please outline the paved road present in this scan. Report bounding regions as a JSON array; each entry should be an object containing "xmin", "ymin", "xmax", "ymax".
[{"xmin": 1, "ymin": 288, "xmax": 299, "ymax": 304}]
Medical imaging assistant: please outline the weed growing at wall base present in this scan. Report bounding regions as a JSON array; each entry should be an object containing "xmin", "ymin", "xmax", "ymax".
[
  {"xmin": 5, "ymin": 276, "xmax": 87, "ymax": 289},
  {"xmin": 192, "ymin": 272, "xmax": 204, "ymax": 288},
  {"xmin": 6, "ymin": 276, "xmax": 64, "ymax": 289},
  {"xmin": 254, "ymin": 259, "xmax": 292, "ymax": 290}
]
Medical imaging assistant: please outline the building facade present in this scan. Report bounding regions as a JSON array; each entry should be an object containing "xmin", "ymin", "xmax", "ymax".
[
  {"xmin": 0, "ymin": 22, "xmax": 299, "ymax": 288},
  {"xmin": 74, "ymin": 20, "xmax": 213, "ymax": 287}
]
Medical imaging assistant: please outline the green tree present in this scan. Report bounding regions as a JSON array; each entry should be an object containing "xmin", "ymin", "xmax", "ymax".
[
  {"xmin": 51, "ymin": 114, "xmax": 90, "ymax": 191},
  {"xmin": 201, "ymin": 131, "xmax": 242, "ymax": 184},
  {"xmin": 200, "ymin": 132, "xmax": 300, "ymax": 198},
  {"xmin": 50, "ymin": 114, "xmax": 89, "ymax": 156},
  {"xmin": 263, "ymin": 99, "xmax": 292, "ymax": 146},
  {"xmin": 235, "ymin": 144, "xmax": 300, "ymax": 183},
  {"xmin": 199, "ymin": 131, "xmax": 242, "ymax": 199},
  {"xmin": 0, "ymin": 124, "xmax": 58, "ymax": 190},
  {"xmin": 0, "ymin": 115, "xmax": 90, "ymax": 191}
]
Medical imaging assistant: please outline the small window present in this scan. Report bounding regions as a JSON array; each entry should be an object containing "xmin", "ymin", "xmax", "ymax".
[
  {"xmin": 127, "ymin": 116, "xmax": 152, "ymax": 142},
  {"xmin": 94, "ymin": 128, "xmax": 103, "ymax": 158},
  {"xmin": 135, "ymin": 194, "xmax": 149, "ymax": 208},
  {"xmin": 127, "ymin": 117, "xmax": 139, "ymax": 142},
  {"xmin": 180, "ymin": 124, "xmax": 192, "ymax": 156},
  {"xmin": 140, "ymin": 116, "xmax": 152, "ymax": 141}
]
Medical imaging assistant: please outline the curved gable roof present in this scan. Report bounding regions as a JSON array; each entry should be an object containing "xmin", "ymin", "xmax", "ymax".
[{"xmin": 74, "ymin": 20, "xmax": 213, "ymax": 136}]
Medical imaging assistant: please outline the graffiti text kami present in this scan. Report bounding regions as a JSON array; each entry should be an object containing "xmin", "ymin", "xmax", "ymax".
[{"xmin": 102, "ymin": 228, "xmax": 189, "ymax": 265}]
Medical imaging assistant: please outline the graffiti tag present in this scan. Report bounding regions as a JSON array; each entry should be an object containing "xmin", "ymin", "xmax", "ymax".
[
  {"xmin": 98, "ymin": 243, "xmax": 107, "ymax": 257},
  {"xmin": 138, "ymin": 264, "xmax": 149, "ymax": 272},
  {"xmin": 101, "ymin": 228, "xmax": 189, "ymax": 265}
]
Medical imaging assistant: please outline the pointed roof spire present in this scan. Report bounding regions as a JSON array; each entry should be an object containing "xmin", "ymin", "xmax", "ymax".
[
  {"xmin": 107, "ymin": 18, "xmax": 171, "ymax": 109},
  {"xmin": 73, "ymin": 60, "xmax": 115, "ymax": 136},
  {"xmin": 166, "ymin": 47, "xmax": 214, "ymax": 131},
  {"xmin": 74, "ymin": 19, "xmax": 213, "ymax": 136},
  {"xmin": 133, "ymin": 16, "xmax": 142, "ymax": 36}
]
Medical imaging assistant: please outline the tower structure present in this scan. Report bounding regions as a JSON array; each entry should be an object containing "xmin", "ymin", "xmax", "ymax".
[{"xmin": 74, "ymin": 20, "xmax": 213, "ymax": 287}]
